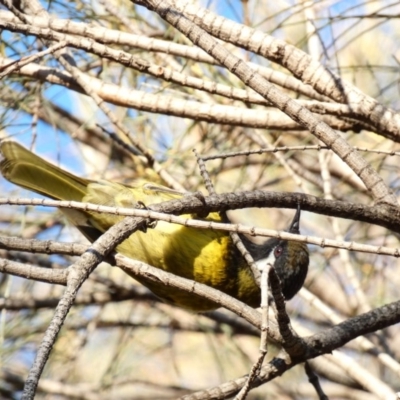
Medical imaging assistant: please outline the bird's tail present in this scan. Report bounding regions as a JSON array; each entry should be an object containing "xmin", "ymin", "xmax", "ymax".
[{"xmin": 0, "ymin": 140, "xmax": 89, "ymax": 201}]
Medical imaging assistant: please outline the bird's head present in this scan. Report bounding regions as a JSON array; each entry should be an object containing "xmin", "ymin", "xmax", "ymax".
[{"xmin": 253, "ymin": 206, "xmax": 309, "ymax": 300}]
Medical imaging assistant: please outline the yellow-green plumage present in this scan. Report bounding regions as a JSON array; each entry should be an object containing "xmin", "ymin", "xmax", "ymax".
[{"xmin": 0, "ymin": 141, "xmax": 260, "ymax": 311}]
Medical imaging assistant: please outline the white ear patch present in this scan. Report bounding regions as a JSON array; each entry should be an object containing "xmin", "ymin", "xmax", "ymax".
[{"xmin": 255, "ymin": 247, "xmax": 277, "ymax": 272}]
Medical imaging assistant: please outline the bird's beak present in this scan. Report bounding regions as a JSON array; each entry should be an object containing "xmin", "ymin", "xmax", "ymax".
[{"xmin": 288, "ymin": 204, "xmax": 301, "ymax": 234}]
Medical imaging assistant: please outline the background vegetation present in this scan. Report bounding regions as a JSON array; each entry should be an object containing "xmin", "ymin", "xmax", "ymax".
[{"xmin": 1, "ymin": 0, "xmax": 400, "ymax": 398}]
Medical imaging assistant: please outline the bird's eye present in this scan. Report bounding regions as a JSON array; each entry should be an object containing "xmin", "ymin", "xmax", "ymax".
[{"xmin": 274, "ymin": 246, "xmax": 283, "ymax": 258}]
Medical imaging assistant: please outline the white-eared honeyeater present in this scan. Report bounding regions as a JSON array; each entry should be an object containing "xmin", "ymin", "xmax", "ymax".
[{"xmin": 0, "ymin": 140, "xmax": 309, "ymax": 311}]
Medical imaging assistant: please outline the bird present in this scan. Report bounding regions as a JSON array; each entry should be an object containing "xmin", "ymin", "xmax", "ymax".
[{"xmin": 0, "ymin": 140, "xmax": 309, "ymax": 311}]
